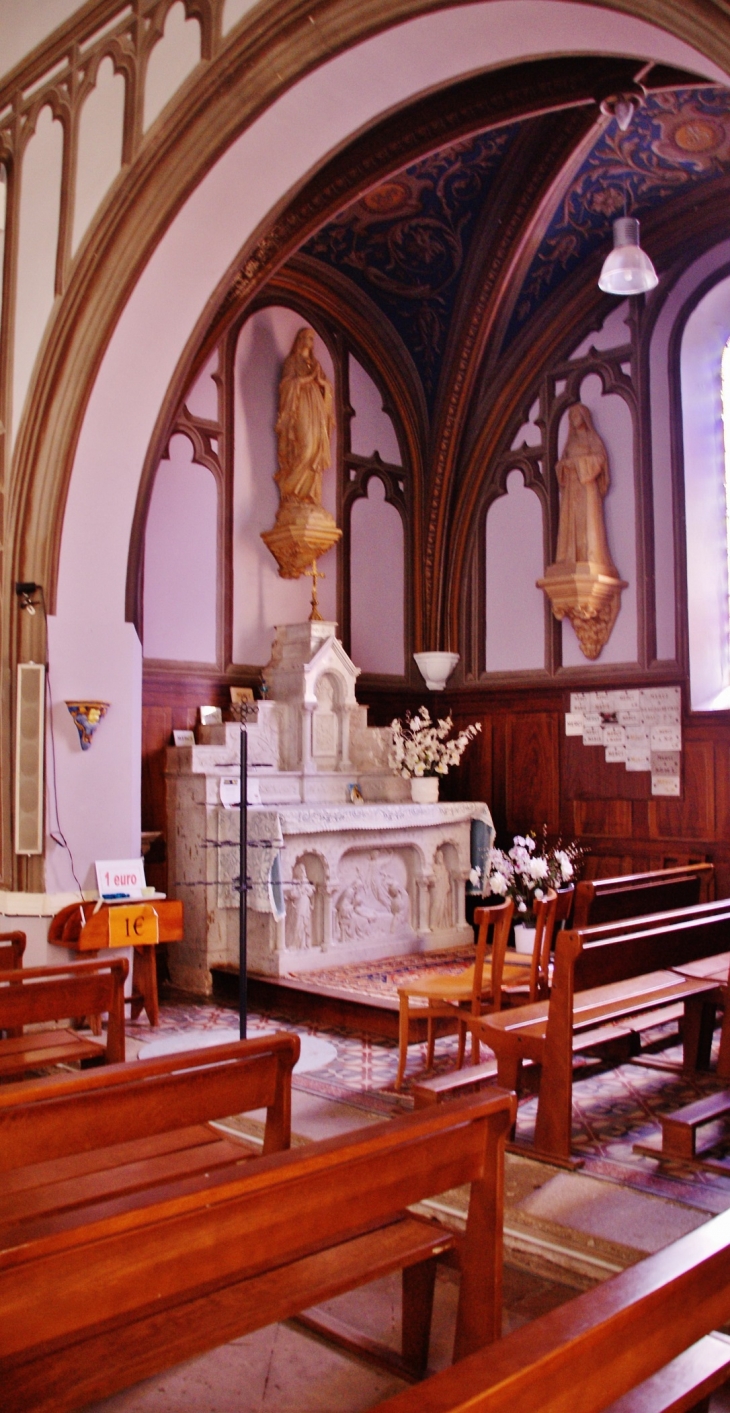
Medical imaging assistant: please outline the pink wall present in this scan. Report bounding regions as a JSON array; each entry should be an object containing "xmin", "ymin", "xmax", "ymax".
[
  {"xmin": 486, "ymin": 470, "xmax": 545, "ymax": 672},
  {"xmin": 350, "ymin": 477, "xmax": 405, "ymax": 674},
  {"xmin": 143, "ymin": 433, "xmax": 218, "ymax": 663},
  {"xmin": 44, "ymin": 616, "xmax": 142, "ymax": 893},
  {"xmin": 349, "ymin": 356, "xmax": 401, "ymax": 464}
]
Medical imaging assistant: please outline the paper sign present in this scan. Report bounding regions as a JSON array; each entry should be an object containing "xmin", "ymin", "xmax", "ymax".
[
  {"xmin": 651, "ymin": 751, "xmax": 681, "ymax": 777},
  {"xmin": 650, "ymin": 724, "xmax": 682, "ymax": 752},
  {"xmin": 565, "ymin": 713, "xmax": 584, "ymax": 736},
  {"xmin": 173, "ymin": 729, "xmax": 195, "ymax": 747},
  {"xmin": 95, "ymin": 858, "xmax": 146, "ymax": 900},
  {"xmin": 219, "ymin": 776, "xmax": 262, "ymax": 807},
  {"xmin": 108, "ymin": 904, "xmax": 159, "ymax": 947},
  {"xmin": 651, "ymin": 775, "xmax": 681, "ymax": 797},
  {"xmin": 582, "ymin": 723, "xmax": 604, "ymax": 746},
  {"xmin": 605, "ymin": 744, "xmax": 627, "ymax": 763},
  {"xmin": 601, "ymin": 725, "xmax": 625, "ymax": 744}
]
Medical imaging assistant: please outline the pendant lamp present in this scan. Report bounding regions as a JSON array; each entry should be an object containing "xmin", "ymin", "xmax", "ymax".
[{"xmin": 598, "ymin": 215, "xmax": 658, "ymax": 296}]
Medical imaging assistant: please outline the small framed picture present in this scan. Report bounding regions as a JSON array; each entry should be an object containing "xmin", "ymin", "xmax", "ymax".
[
  {"xmin": 173, "ymin": 729, "xmax": 195, "ymax": 747},
  {"xmin": 199, "ymin": 705, "xmax": 222, "ymax": 726},
  {"xmin": 230, "ymin": 686, "xmax": 255, "ymax": 705}
]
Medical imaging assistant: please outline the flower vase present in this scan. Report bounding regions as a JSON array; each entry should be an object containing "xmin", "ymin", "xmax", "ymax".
[
  {"xmin": 411, "ymin": 776, "xmax": 439, "ymax": 804},
  {"xmin": 513, "ymin": 922, "xmax": 536, "ymax": 954}
]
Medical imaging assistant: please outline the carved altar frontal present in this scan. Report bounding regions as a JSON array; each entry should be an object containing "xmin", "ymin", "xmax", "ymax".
[{"xmin": 166, "ymin": 623, "xmax": 492, "ymax": 991}]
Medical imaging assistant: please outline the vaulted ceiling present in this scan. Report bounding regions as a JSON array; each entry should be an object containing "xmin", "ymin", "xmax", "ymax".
[{"xmin": 300, "ymin": 76, "xmax": 730, "ymax": 414}]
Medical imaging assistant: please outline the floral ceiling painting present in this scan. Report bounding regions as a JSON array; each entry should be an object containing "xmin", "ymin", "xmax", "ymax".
[
  {"xmin": 507, "ymin": 87, "xmax": 730, "ymax": 344},
  {"xmin": 304, "ymin": 124, "xmax": 522, "ymax": 405},
  {"xmin": 303, "ymin": 87, "xmax": 730, "ymax": 412}
]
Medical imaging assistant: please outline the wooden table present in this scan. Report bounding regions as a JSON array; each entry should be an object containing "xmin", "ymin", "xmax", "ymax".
[{"xmin": 49, "ymin": 899, "xmax": 184, "ymax": 1026}]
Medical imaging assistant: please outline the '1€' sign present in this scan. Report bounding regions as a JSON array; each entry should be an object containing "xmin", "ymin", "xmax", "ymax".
[{"xmin": 108, "ymin": 904, "xmax": 159, "ymax": 948}]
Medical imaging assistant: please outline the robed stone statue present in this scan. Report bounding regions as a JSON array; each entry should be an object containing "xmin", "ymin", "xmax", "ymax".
[
  {"xmin": 262, "ymin": 327, "xmax": 341, "ymax": 579},
  {"xmin": 538, "ymin": 401, "xmax": 626, "ymax": 660}
]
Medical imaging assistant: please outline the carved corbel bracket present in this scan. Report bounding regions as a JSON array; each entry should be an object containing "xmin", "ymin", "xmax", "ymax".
[
  {"xmin": 537, "ymin": 561, "xmax": 628, "ymax": 660},
  {"xmin": 261, "ymin": 503, "xmax": 341, "ymax": 579}
]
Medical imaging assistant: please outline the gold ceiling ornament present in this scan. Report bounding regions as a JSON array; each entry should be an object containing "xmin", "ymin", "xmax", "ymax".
[
  {"xmin": 261, "ymin": 327, "xmax": 341, "ymax": 579},
  {"xmin": 537, "ymin": 403, "xmax": 627, "ymax": 660}
]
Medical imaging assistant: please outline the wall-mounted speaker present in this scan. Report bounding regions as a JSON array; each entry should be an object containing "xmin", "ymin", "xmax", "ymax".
[{"xmin": 14, "ymin": 662, "xmax": 45, "ymax": 856}]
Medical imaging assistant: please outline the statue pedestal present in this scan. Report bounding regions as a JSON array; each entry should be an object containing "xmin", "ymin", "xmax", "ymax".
[{"xmin": 537, "ymin": 560, "xmax": 627, "ymax": 660}]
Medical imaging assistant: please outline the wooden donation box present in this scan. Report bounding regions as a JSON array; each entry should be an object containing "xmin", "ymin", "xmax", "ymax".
[{"xmin": 49, "ymin": 899, "xmax": 184, "ymax": 1026}]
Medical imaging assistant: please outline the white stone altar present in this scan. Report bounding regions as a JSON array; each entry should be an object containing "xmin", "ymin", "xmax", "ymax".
[{"xmin": 166, "ymin": 622, "xmax": 493, "ymax": 992}]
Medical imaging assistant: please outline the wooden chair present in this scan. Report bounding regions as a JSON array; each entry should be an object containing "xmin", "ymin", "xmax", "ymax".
[
  {"xmin": 503, "ymin": 889, "xmax": 560, "ymax": 1005},
  {"xmin": 395, "ymin": 899, "xmax": 514, "ymax": 1090}
]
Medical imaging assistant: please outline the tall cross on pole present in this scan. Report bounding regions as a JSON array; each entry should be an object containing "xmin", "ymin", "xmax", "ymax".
[{"xmin": 304, "ymin": 560, "xmax": 325, "ymax": 622}]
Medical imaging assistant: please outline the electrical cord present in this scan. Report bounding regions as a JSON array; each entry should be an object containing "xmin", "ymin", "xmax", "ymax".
[{"xmin": 33, "ymin": 587, "xmax": 84, "ymax": 896}]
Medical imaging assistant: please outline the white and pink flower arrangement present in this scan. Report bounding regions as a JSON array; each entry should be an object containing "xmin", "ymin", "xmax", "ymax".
[
  {"xmin": 484, "ymin": 829, "xmax": 584, "ymax": 917},
  {"xmin": 389, "ymin": 706, "xmax": 481, "ymax": 779}
]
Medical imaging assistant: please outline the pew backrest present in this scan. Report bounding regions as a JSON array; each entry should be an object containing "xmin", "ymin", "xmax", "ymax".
[
  {"xmin": 0, "ymin": 957, "xmax": 128, "ymax": 1063},
  {"xmin": 0, "ymin": 929, "xmax": 25, "ymax": 970},
  {"xmin": 572, "ymin": 863, "xmax": 713, "ymax": 929},
  {"xmin": 0, "ymin": 1032, "xmax": 300, "ymax": 1169},
  {"xmin": 566, "ymin": 902, "xmax": 730, "ymax": 994}
]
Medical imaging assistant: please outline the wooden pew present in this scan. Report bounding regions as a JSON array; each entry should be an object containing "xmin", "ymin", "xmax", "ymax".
[
  {"xmin": 373, "ymin": 1207, "xmax": 730, "ymax": 1413},
  {"xmin": 0, "ymin": 928, "xmax": 25, "ymax": 969},
  {"xmin": 481, "ymin": 900, "xmax": 730, "ymax": 1165},
  {"xmin": 0, "ymin": 1086, "xmax": 515, "ymax": 1413},
  {"xmin": 572, "ymin": 862, "xmax": 713, "ymax": 929},
  {"xmin": 412, "ymin": 898, "xmax": 730, "ymax": 1112},
  {"xmin": 0, "ymin": 957, "xmax": 127, "ymax": 1077}
]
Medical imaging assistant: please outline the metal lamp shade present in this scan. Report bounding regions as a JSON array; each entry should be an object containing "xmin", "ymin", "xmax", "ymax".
[{"xmin": 598, "ymin": 217, "xmax": 658, "ymax": 296}]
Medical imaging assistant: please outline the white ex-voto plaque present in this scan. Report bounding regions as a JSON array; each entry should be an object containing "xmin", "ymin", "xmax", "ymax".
[{"xmin": 566, "ymin": 687, "xmax": 681, "ymax": 782}]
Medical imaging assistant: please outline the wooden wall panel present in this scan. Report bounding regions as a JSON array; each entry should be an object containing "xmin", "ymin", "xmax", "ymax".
[
  {"xmin": 505, "ymin": 713, "xmax": 560, "ymax": 834},
  {"xmin": 573, "ymin": 799, "xmax": 632, "ymax": 838},
  {"xmin": 648, "ymin": 740, "xmax": 715, "ymax": 841}
]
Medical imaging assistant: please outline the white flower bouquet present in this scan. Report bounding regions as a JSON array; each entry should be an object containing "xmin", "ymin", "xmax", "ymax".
[
  {"xmin": 389, "ymin": 706, "xmax": 481, "ymax": 779},
  {"xmin": 484, "ymin": 829, "xmax": 584, "ymax": 916}
]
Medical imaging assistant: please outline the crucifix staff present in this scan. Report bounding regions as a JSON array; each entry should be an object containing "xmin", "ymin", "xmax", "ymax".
[{"xmin": 304, "ymin": 559, "xmax": 325, "ymax": 622}]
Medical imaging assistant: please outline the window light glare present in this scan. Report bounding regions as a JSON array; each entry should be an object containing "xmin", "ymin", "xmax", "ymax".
[{"xmin": 598, "ymin": 217, "xmax": 658, "ymax": 296}]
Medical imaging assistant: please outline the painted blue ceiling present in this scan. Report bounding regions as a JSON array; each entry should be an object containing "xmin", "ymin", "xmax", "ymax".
[
  {"xmin": 303, "ymin": 87, "xmax": 730, "ymax": 410},
  {"xmin": 303, "ymin": 125, "xmax": 522, "ymax": 406}
]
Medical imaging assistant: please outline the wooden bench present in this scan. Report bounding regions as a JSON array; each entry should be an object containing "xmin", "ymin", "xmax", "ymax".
[
  {"xmin": 412, "ymin": 899, "xmax": 730, "ymax": 1112},
  {"xmin": 480, "ymin": 901, "xmax": 730, "ymax": 1165},
  {"xmin": 374, "ymin": 1207, "xmax": 730, "ymax": 1413},
  {"xmin": 0, "ymin": 1083, "xmax": 514, "ymax": 1412},
  {"xmin": 572, "ymin": 862, "xmax": 714, "ymax": 928},
  {"xmin": 0, "ymin": 957, "xmax": 127, "ymax": 1078}
]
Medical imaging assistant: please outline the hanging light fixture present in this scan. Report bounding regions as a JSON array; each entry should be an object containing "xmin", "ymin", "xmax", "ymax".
[
  {"xmin": 597, "ymin": 91, "xmax": 658, "ymax": 296},
  {"xmin": 598, "ymin": 216, "xmax": 658, "ymax": 295}
]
